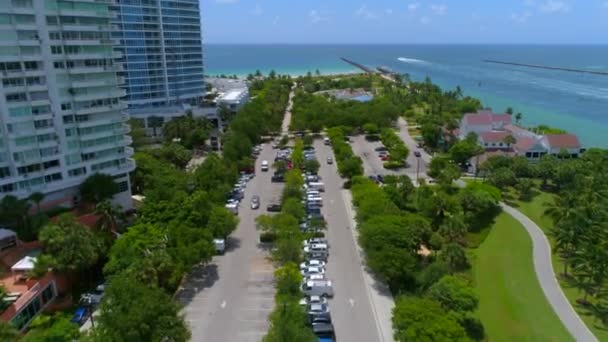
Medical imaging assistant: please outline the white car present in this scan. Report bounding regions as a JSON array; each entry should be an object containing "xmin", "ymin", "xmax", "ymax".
[
  {"xmin": 301, "ymin": 266, "xmax": 325, "ymax": 277},
  {"xmin": 303, "ymin": 274, "xmax": 327, "ymax": 283},
  {"xmin": 303, "ymin": 243, "xmax": 328, "ymax": 254},
  {"xmin": 303, "ymin": 238, "xmax": 328, "ymax": 247},
  {"xmin": 299, "ymin": 295, "xmax": 328, "ymax": 306},
  {"xmin": 250, "ymin": 195, "xmax": 260, "ymax": 210},
  {"xmin": 300, "ymin": 259, "xmax": 326, "ymax": 270}
]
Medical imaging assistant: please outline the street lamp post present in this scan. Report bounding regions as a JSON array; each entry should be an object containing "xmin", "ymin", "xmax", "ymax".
[{"xmin": 416, "ymin": 155, "xmax": 421, "ymax": 182}]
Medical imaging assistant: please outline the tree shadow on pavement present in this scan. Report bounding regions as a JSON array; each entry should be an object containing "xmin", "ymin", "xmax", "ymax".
[
  {"xmin": 175, "ymin": 263, "xmax": 219, "ymax": 306},
  {"xmin": 225, "ymin": 237, "xmax": 241, "ymax": 253},
  {"xmin": 362, "ymin": 264, "xmax": 394, "ymax": 299}
]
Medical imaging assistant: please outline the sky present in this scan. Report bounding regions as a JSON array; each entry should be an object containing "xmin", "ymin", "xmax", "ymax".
[{"xmin": 202, "ymin": 0, "xmax": 608, "ymax": 44}]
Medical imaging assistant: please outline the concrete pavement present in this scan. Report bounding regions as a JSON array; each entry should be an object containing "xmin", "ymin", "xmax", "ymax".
[
  {"xmin": 316, "ymin": 140, "xmax": 394, "ymax": 342},
  {"xmin": 281, "ymin": 83, "xmax": 296, "ymax": 136},
  {"xmin": 177, "ymin": 144, "xmax": 280, "ymax": 342},
  {"xmin": 501, "ymin": 204, "xmax": 598, "ymax": 342},
  {"xmin": 396, "ymin": 118, "xmax": 430, "ymax": 183}
]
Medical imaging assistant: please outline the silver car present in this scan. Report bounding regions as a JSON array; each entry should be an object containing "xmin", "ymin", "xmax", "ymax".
[{"xmin": 250, "ymin": 195, "xmax": 260, "ymax": 210}]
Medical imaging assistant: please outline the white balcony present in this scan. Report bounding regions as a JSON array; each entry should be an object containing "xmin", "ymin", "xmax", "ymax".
[
  {"xmin": 70, "ymin": 77, "xmax": 120, "ymax": 88},
  {"xmin": 80, "ymin": 139, "xmax": 126, "ymax": 154},
  {"xmin": 125, "ymin": 146, "xmax": 134, "ymax": 157},
  {"xmin": 75, "ymin": 102, "xmax": 127, "ymax": 116},
  {"xmin": 73, "ymin": 89, "xmax": 126, "ymax": 102}
]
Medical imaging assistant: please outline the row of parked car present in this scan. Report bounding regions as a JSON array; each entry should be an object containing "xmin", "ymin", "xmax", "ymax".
[
  {"xmin": 70, "ymin": 283, "xmax": 106, "ymax": 325},
  {"xmin": 298, "ymin": 146, "xmax": 335, "ymax": 341}
]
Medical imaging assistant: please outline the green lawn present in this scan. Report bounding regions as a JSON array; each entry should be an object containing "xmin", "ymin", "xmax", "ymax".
[
  {"xmin": 472, "ymin": 212, "xmax": 572, "ymax": 342},
  {"xmin": 515, "ymin": 194, "xmax": 608, "ymax": 341}
]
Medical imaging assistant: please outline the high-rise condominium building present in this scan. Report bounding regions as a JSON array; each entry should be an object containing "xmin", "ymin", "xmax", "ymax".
[
  {"xmin": 0, "ymin": 0, "xmax": 135, "ymax": 209},
  {"xmin": 111, "ymin": 0, "xmax": 206, "ymax": 128}
]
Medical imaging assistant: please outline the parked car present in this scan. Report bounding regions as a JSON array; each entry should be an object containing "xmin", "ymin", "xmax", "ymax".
[
  {"xmin": 261, "ymin": 160, "xmax": 269, "ymax": 172},
  {"xmin": 251, "ymin": 195, "xmax": 260, "ymax": 209},
  {"xmin": 80, "ymin": 283, "xmax": 105, "ymax": 306},
  {"xmin": 307, "ymin": 303, "xmax": 330, "ymax": 316},
  {"xmin": 380, "ymin": 154, "xmax": 390, "ymax": 161},
  {"xmin": 375, "ymin": 146, "xmax": 388, "ymax": 152},
  {"xmin": 326, "ymin": 157, "xmax": 333, "ymax": 164},
  {"xmin": 302, "ymin": 280, "xmax": 334, "ymax": 298},
  {"xmin": 301, "ymin": 266, "xmax": 325, "ymax": 277},
  {"xmin": 304, "ymin": 238, "xmax": 328, "ymax": 246},
  {"xmin": 271, "ymin": 174, "xmax": 285, "ymax": 183},
  {"xmin": 70, "ymin": 307, "xmax": 90, "ymax": 326},
  {"xmin": 414, "ymin": 151, "xmax": 422, "ymax": 158},
  {"xmin": 300, "ymin": 259, "xmax": 326, "ymax": 270},
  {"xmin": 267, "ymin": 204, "xmax": 282, "ymax": 212},
  {"xmin": 323, "ymin": 137, "xmax": 331, "ymax": 145},
  {"xmin": 299, "ymin": 295, "xmax": 328, "ymax": 306},
  {"xmin": 214, "ymin": 238, "xmax": 226, "ymax": 254},
  {"xmin": 312, "ymin": 319, "xmax": 336, "ymax": 341}
]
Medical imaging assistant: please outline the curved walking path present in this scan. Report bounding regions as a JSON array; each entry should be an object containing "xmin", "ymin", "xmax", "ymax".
[{"xmin": 501, "ymin": 203, "xmax": 598, "ymax": 342}]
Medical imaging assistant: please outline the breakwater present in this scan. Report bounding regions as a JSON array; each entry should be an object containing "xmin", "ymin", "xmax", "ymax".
[
  {"xmin": 484, "ymin": 60, "xmax": 608, "ymax": 76},
  {"xmin": 340, "ymin": 57, "xmax": 375, "ymax": 73}
]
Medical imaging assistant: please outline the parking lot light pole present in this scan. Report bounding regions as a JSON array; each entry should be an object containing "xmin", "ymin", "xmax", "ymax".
[{"xmin": 416, "ymin": 155, "xmax": 421, "ymax": 182}]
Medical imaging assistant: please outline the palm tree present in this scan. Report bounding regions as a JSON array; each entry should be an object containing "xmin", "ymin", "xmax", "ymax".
[
  {"xmin": 441, "ymin": 243, "xmax": 468, "ymax": 274},
  {"xmin": 439, "ymin": 214, "xmax": 467, "ymax": 244},
  {"xmin": 29, "ymin": 192, "xmax": 45, "ymax": 214},
  {"xmin": 94, "ymin": 200, "xmax": 125, "ymax": 237},
  {"xmin": 515, "ymin": 112, "xmax": 523, "ymax": 124},
  {"xmin": 503, "ymin": 135, "xmax": 517, "ymax": 146},
  {"xmin": 506, "ymin": 107, "xmax": 514, "ymax": 115}
]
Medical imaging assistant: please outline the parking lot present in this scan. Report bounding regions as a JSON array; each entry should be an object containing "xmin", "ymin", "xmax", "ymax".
[
  {"xmin": 312, "ymin": 140, "xmax": 390, "ymax": 342},
  {"xmin": 351, "ymin": 132, "xmax": 428, "ymax": 183},
  {"xmin": 177, "ymin": 144, "xmax": 281, "ymax": 342}
]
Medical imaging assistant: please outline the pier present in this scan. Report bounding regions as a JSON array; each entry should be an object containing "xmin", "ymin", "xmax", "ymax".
[
  {"xmin": 340, "ymin": 57, "xmax": 375, "ymax": 74},
  {"xmin": 484, "ymin": 60, "xmax": 608, "ymax": 76}
]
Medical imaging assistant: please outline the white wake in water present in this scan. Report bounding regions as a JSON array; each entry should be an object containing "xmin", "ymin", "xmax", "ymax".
[{"xmin": 397, "ymin": 57, "xmax": 429, "ymax": 64}]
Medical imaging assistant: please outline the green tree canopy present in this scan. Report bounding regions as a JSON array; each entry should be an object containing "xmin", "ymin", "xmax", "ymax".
[
  {"xmin": 91, "ymin": 274, "xmax": 190, "ymax": 342},
  {"xmin": 392, "ymin": 297, "xmax": 469, "ymax": 342},
  {"xmin": 428, "ymin": 275, "xmax": 479, "ymax": 312},
  {"xmin": 80, "ymin": 173, "xmax": 120, "ymax": 204}
]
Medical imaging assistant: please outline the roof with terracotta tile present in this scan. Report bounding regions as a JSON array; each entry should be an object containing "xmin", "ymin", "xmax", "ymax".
[
  {"xmin": 479, "ymin": 131, "xmax": 513, "ymax": 142},
  {"xmin": 544, "ymin": 134, "xmax": 581, "ymax": 149},
  {"xmin": 463, "ymin": 111, "xmax": 513, "ymax": 126},
  {"xmin": 514, "ymin": 136, "xmax": 538, "ymax": 152}
]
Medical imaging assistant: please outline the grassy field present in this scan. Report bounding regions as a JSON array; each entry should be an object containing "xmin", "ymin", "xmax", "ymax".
[
  {"xmin": 462, "ymin": 177, "xmax": 608, "ymax": 340},
  {"xmin": 472, "ymin": 212, "xmax": 573, "ymax": 342},
  {"xmin": 515, "ymin": 194, "xmax": 608, "ymax": 341}
]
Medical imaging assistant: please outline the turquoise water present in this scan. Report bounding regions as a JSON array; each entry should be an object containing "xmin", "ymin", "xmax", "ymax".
[{"xmin": 205, "ymin": 44, "xmax": 608, "ymax": 147}]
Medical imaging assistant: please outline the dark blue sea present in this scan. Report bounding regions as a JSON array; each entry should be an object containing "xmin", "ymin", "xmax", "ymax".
[{"xmin": 205, "ymin": 44, "xmax": 608, "ymax": 147}]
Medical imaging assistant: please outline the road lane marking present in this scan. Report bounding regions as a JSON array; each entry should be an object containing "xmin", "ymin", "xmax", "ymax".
[{"xmin": 220, "ymin": 300, "xmax": 227, "ymax": 309}]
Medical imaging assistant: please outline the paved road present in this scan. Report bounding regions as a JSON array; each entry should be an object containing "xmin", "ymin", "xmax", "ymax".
[
  {"xmin": 281, "ymin": 83, "xmax": 296, "ymax": 135},
  {"xmin": 396, "ymin": 118, "xmax": 430, "ymax": 183},
  {"xmin": 177, "ymin": 145, "xmax": 280, "ymax": 342},
  {"xmin": 315, "ymin": 140, "xmax": 394, "ymax": 342},
  {"xmin": 501, "ymin": 204, "xmax": 598, "ymax": 342}
]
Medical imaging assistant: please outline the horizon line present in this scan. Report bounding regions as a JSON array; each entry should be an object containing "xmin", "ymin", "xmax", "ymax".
[{"xmin": 204, "ymin": 42, "xmax": 608, "ymax": 46}]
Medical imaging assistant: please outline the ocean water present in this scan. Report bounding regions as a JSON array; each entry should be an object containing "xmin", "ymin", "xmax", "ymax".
[{"xmin": 205, "ymin": 44, "xmax": 608, "ymax": 148}]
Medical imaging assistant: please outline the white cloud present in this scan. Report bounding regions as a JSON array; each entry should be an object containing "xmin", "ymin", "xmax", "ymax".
[
  {"xmin": 408, "ymin": 3, "xmax": 420, "ymax": 12},
  {"xmin": 355, "ymin": 5, "xmax": 378, "ymax": 20},
  {"xmin": 538, "ymin": 1, "xmax": 569, "ymax": 13},
  {"xmin": 420, "ymin": 16, "xmax": 431, "ymax": 24},
  {"xmin": 216, "ymin": 0, "xmax": 238, "ymax": 4},
  {"xmin": 430, "ymin": 4, "xmax": 448, "ymax": 16},
  {"xmin": 309, "ymin": 10, "xmax": 329, "ymax": 24},
  {"xmin": 385, "ymin": 9, "xmax": 394, "ymax": 15},
  {"xmin": 511, "ymin": 11, "xmax": 533, "ymax": 23},
  {"xmin": 252, "ymin": 4, "xmax": 263, "ymax": 16}
]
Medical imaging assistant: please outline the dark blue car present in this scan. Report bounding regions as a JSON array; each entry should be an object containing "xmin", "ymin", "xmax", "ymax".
[{"xmin": 70, "ymin": 307, "xmax": 89, "ymax": 325}]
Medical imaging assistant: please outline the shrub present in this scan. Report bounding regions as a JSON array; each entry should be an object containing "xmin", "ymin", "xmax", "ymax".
[
  {"xmin": 383, "ymin": 161, "xmax": 404, "ymax": 169},
  {"xmin": 260, "ymin": 232, "xmax": 276, "ymax": 243}
]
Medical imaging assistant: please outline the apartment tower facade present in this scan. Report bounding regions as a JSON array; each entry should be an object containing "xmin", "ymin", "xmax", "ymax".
[
  {"xmin": 0, "ymin": 0, "xmax": 134, "ymax": 209},
  {"xmin": 111, "ymin": 0, "xmax": 205, "ymax": 128}
]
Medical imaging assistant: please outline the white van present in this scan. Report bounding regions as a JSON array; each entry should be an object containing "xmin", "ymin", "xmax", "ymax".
[
  {"xmin": 261, "ymin": 160, "xmax": 269, "ymax": 172},
  {"xmin": 308, "ymin": 182, "xmax": 325, "ymax": 192},
  {"xmin": 302, "ymin": 280, "xmax": 334, "ymax": 298},
  {"xmin": 323, "ymin": 137, "xmax": 331, "ymax": 145},
  {"xmin": 225, "ymin": 202, "xmax": 238, "ymax": 215}
]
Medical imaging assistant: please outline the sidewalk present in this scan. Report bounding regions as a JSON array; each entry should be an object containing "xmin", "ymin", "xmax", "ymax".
[{"xmin": 341, "ymin": 189, "xmax": 395, "ymax": 342}]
